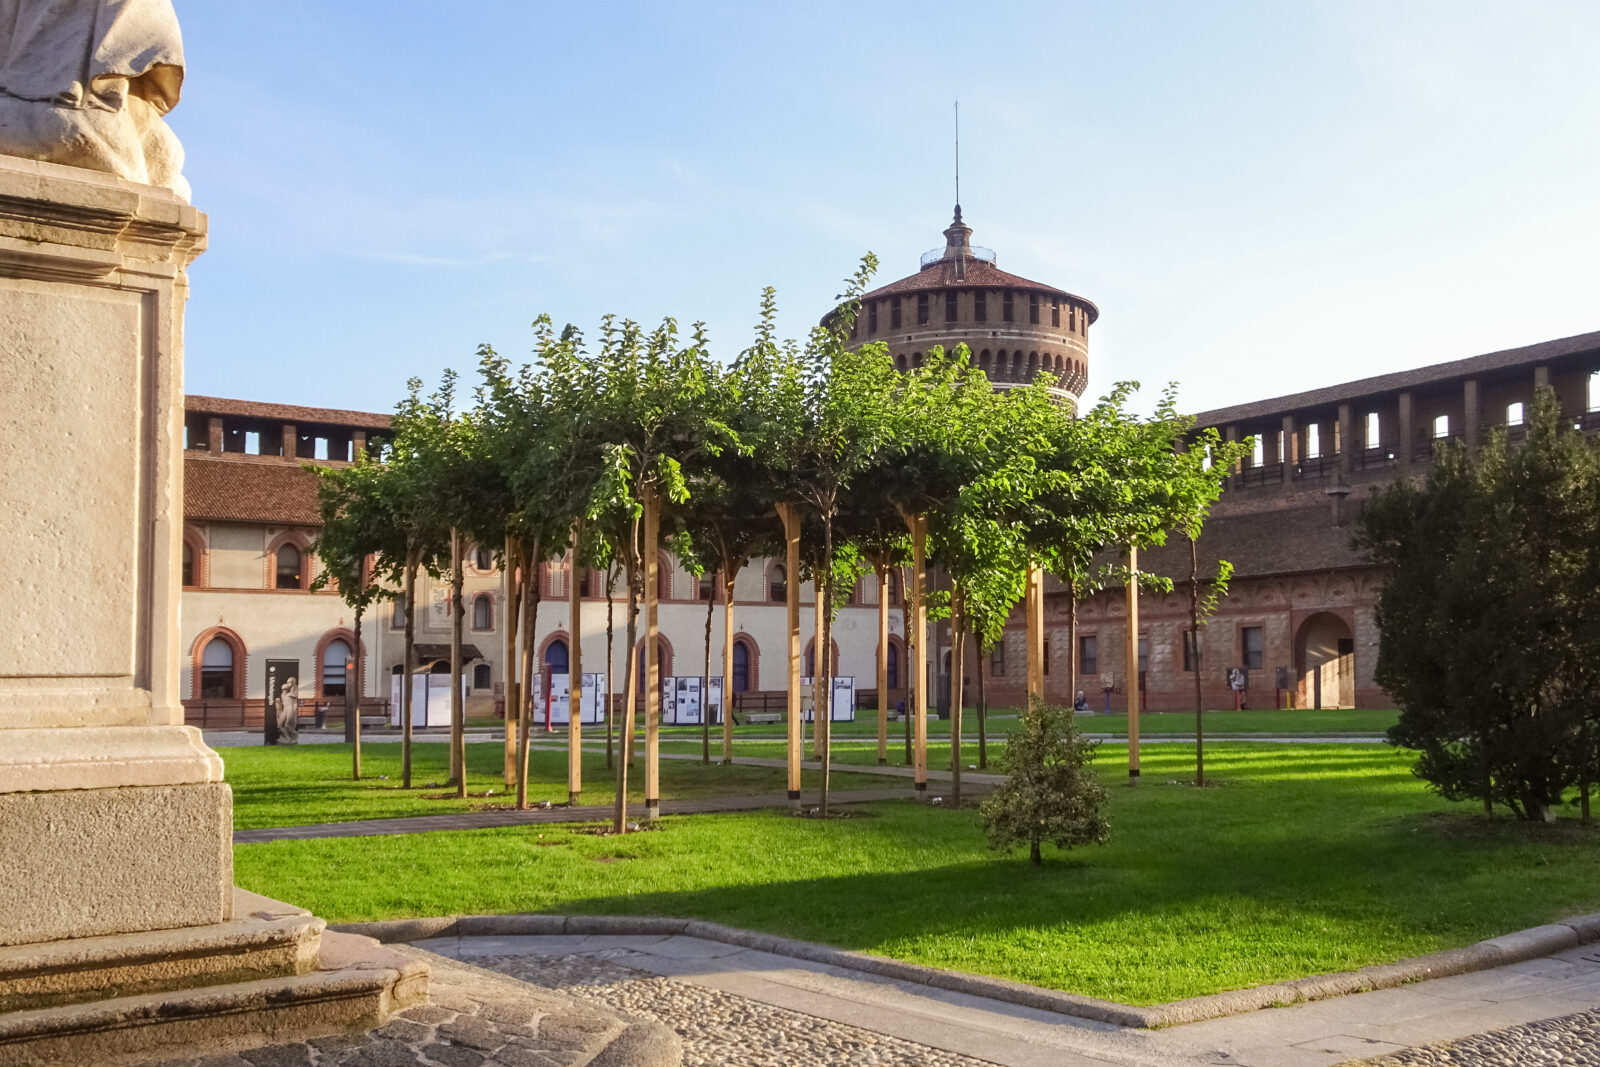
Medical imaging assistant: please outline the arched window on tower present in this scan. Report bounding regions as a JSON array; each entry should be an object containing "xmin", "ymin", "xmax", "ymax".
[
  {"xmin": 545, "ymin": 639, "xmax": 569, "ymax": 674},
  {"xmin": 769, "ymin": 564, "xmax": 787, "ymax": 603},
  {"xmin": 182, "ymin": 541, "xmax": 195, "ymax": 586},
  {"xmin": 472, "ymin": 594, "xmax": 492, "ymax": 630}
]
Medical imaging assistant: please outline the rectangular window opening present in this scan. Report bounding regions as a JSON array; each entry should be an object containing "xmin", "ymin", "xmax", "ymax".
[
  {"xmin": 1251, "ymin": 435, "xmax": 1264, "ymax": 467},
  {"xmin": 1306, "ymin": 424, "xmax": 1322, "ymax": 459},
  {"xmin": 1241, "ymin": 626, "xmax": 1264, "ymax": 671},
  {"xmin": 244, "ymin": 431, "xmax": 261, "ymax": 455},
  {"xmin": 916, "ymin": 293, "xmax": 929, "ymax": 325},
  {"xmin": 1002, "ymin": 292, "xmax": 1014, "ymax": 322},
  {"xmin": 974, "ymin": 290, "xmax": 987, "ymax": 322},
  {"xmin": 1029, "ymin": 294, "xmax": 1040, "ymax": 324},
  {"xmin": 1183, "ymin": 630, "xmax": 1200, "ymax": 672},
  {"xmin": 945, "ymin": 291, "xmax": 958, "ymax": 323},
  {"xmin": 1507, "ymin": 402, "xmax": 1525, "ymax": 426},
  {"xmin": 1433, "ymin": 414, "xmax": 1450, "ymax": 439},
  {"xmin": 1364, "ymin": 412, "xmax": 1380, "ymax": 448},
  {"xmin": 890, "ymin": 297, "xmax": 902, "ymax": 329},
  {"xmin": 1078, "ymin": 635, "xmax": 1097, "ymax": 676},
  {"xmin": 1051, "ymin": 300, "xmax": 1061, "ymax": 327}
]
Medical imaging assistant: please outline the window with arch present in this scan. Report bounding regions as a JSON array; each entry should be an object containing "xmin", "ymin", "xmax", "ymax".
[
  {"xmin": 473, "ymin": 663, "xmax": 491, "ymax": 690},
  {"xmin": 472, "ymin": 594, "xmax": 492, "ymax": 630},
  {"xmin": 732, "ymin": 640, "xmax": 751, "ymax": 692},
  {"xmin": 322, "ymin": 639, "xmax": 351, "ymax": 698},
  {"xmin": 545, "ymin": 638, "xmax": 569, "ymax": 674},
  {"xmin": 200, "ymin": 637, "xmax": 235, "ymax": 698},
  {"xmin": 182, "ymin": 541, "xmax": 195, "ymax": 586},
  {"xmin": 769, "ymin": 564, "xmax": 787, "ymax": 603},
  {"xmin": 473, "ymin": 544, "xmax": 494, "ymax": 571},
  {"xmin": 887, "ymin": 642, "xmax": 899, "ymax": 689},
  {"xmin": 275, "ymin": 544, "xmax": 303, "ymax": 589}
]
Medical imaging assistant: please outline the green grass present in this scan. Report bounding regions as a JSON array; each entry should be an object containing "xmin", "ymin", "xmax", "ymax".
[
  {"xmin": 233, "ymin": 742, "xmax": 1600, "ymax": 1005},
  {"xmin": 653, "ymin": 706, "xmax": 1397, "ymax": 741},
  {"xmin": 224, "ymin": 743, "xmax": 893, "ymax": 831}
]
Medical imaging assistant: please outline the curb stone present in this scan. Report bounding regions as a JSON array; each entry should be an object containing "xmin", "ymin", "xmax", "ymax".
[{"xmin": 331, "ymin": 909, "xmax": 1600, "ymax": 1030}]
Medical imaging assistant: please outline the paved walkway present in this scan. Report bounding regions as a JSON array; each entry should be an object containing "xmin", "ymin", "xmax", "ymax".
[
  {"xmin": 233, "ymin": 786, "xmax": 933, "ymax": 843},
  {"xmin": 411, "ymin": 932, "xmax": 1600, "ymax": 1067}
]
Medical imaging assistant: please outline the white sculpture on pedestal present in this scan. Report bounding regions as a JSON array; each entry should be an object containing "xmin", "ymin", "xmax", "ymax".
[{"xmin": 0, "ymin": 0, "xmax": 189, "ymax": 197}]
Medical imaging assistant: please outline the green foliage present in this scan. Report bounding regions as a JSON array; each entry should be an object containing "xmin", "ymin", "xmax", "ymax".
[
  {"xmin": 980, "ymin": 699, "xmax": 1110, "ymax": 864},
  {"xmin": 1357, "ymin": 388, "xmax": 1600, "ymax": 820}
]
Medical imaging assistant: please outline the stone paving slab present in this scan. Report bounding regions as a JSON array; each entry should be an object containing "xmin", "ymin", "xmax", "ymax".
[{"xmin": 143, "ymin": 947, "xmax": 680, "ymax": 1067}]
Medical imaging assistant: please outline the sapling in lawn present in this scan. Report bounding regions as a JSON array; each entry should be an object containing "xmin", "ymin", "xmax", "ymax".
[{"xmin": 980, "ymin": 698, "xmax": 1109, "ymax": 865}]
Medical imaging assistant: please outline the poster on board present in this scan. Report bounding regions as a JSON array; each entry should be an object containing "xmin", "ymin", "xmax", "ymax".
[
  {"xmin": 542, "ymin": 673, "xmax": 607, "ymax": 725},
  {"xmin": 800, "ymin": 676, "xmax": 855, "ymax": 721}
]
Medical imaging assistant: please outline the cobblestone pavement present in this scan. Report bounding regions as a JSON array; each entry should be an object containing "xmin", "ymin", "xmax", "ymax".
[
  {"xmin": 474, "ymin": 950, "xmax": 1007, "ymax": 1067},
  {"xmin": 1351, "ymin": 1006, "xmax": 1600, "ymax": 1066},
  {"xmin": 145, "ymin": 949, "xmax": 675, "ymax": 1067}
]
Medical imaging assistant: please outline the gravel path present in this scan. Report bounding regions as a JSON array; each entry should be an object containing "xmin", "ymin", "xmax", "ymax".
[
  {"xmin": 1353, "ymin": 1006, "xmax": 1600, "ymax": 1066},
  {"xmin": 476, "ymin": 950, "xmax": 1005, "ymax": 1067}
]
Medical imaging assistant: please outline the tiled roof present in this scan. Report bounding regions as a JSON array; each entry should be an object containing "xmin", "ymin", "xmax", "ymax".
[
  {"xmin": 185, "ymin": 395, "xmax": 392, "ymax": 430},
  {"xmin": 185, "ymin": 455, "xmax": 322, "ymax": 526},
  {"xmin": 859, "ymin": 259, "xmax": 1100, "ymax": 322},
  {"xmin": 1193, "ymin": 330, "xmax": 1600, "ymax": 428}
]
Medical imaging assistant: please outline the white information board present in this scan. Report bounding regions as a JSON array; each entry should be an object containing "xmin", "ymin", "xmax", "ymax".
[
  {"xmin": 542, "ymin": 672, "xmax": 607, "ymax": 725},
  {"xmin": 799, "ymin": 676, "xmax": 855, "ymax": 721},
  {"xmin": 664, "ymin": 676, "xmax": 704, "ymax": 725},
  {"xmin": 389, "ymin": 673, "xmax": 466, "ymax": 728}
]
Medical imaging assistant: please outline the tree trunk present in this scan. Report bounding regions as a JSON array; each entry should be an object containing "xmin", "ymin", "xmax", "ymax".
[
  {"xmin": 1025, "ymin": 562, "xmax": 1044, "ymax": 704},
  {"xmin": 1126, "ymin": 545, "xmax": 1141, "ymax": 784},
  {"xmin": 976, "ymin": 627, "xmax": 987, "ymax": 769},
  {"xmin": 776, "ymin": 502, "xmax": 803, "ymax": 814},
  {"xmin": 1066, "ymin": 569, "xmax": 1079, "ymax": 692},
  {"xmin": 949, "ymin": 587, "xmax": 964, "ymax": 809},
  {"xmin": 904, "ymin": 513, "xmax": 929, "ymax": 799},
  {"xmin": 401, "ymin": 553, "xmax": 418, "ymax": 789},
  {"xmin": 877, "ymin": 563, "xmax": 889, "ymax": 766},
  {"xmin": 1190, "ymin": 535, "xmax": 1204, "ymax": 788},
  {"xmin": 1029, "ymin": 836, "xmax": 1042, "ymax": 866},
  {"xmin": 702, "ymin": 581, "xmax": 713, "ymax": 765},
  {"xmin": 900, "ymin": 562, "xmax": 913, "ymax": 767},
  {"xmin": 516, "ymin": 542, "xmax": 542, "ymax": 811},
  {"xmin": 351, "ymin": 607, "xmax": 363, "ymax": 781},
  {"xmin": 818, "ymin": 516, "xmax": 835, "ymax": 817},
  {"xmin": 450, "ymin": 528, "xmax": 465, "ymax": 798},
  {"xmin": 605, "ymin": 564, "xmax": 617, "ymax": 770},
  {"xmin": 642, "ymin": 483, "xmax": 662, "ymax": 821},
  {"xmin": 502, "ymin": 537, "xmax": 522, "ymax": 788},
  {"xmin": 568, "ymin": 521, "xmax": 584, "ymax": 805},
  {"xmin": 720, "ymin": 563, "xmax": 739, "ymax": 765},
  {"xmin": 613, "ymin": 518, "xmax": 641, "ymax": 834}
]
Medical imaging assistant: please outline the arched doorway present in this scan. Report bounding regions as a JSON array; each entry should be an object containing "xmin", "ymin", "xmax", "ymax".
[{"xmin": 1295, "ymin": 613, "xmax": 1354, "ymax": 709}]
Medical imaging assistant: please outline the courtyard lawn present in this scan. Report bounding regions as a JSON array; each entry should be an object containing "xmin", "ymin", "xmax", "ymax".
[
  {"xmin": 225, "ymin": 743, "xmax": 894, "ymax": 831},
  {"xmin": 232, "ymin": 742, "xmax": 1600, "ymax": 1005},
  {"xmin": 654, "ymin": 705, "xmax": 1397, "ymax": 743}
]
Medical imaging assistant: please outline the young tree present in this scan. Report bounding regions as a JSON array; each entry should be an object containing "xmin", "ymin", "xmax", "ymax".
[
  {"xmin": 1358, "ymin": 388, "xmax": 1600, "ymax": 821},
  {"xmin": 760, "ymin": 257, "xmax": 894, "ymax": 815},
  {"xmin": 310, "ymin": 455, "xmax": 394, "ymax": 781},
  {"xmin": 980, "ymin": 699, "xmax": 1110, "ymax": 865}
]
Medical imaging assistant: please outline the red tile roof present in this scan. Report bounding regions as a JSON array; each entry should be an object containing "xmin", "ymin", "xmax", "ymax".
[
  {"xmin": 185, "ymin": 455, "xmax": 323, "ymax": 526},
  {"xmin": 860, "ymin": 259, "xmax": 1099, "ymax": 323},
  {"xmin": 185, "ymin": 395, "xmax": 391, "ymax": 430}
]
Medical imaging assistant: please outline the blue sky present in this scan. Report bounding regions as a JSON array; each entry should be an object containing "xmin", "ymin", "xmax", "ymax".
[{"xmin": 175, "ymin": 1, "xmax": 1600, "ymax": 417}]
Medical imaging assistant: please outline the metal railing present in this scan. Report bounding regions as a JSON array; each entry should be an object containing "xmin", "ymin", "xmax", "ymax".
[
  {"xmin": 183, "ymin": 698, "xmax": 390, "ymax": 731},
  {"xmin": 919, "ymin": 246, "xmax": 997, "ymax": 269}
]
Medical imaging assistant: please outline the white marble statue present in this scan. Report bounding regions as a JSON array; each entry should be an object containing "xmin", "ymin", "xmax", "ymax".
[
  {"xmin": 275, "ymin": 677, "xmax": 300, "ymax": 744},
  {"xmin": 0, "ymin": 0, "xmax": 189, "ymax": 198}
]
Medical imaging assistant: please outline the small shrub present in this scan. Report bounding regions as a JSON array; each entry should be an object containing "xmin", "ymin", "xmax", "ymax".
[{"xmin": 979, "ymin": 698, "xmax": 1109, "ymax": 864}]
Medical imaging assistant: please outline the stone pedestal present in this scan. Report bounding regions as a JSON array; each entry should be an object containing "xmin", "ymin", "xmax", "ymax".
[
  {"xmin": 0, "ymin": 154, "xmax": 426, "ymax": 1064},
  {"xmin": 0, "ymin": 154, "xmax": 229, "ymax": 947}
]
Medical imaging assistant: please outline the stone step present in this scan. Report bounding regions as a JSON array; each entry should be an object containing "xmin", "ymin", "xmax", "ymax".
[
  {"xmin": 0, "ymin": 930, "xmax": 427, "ymax": 1067},
  {"xmin": 0, "ymin": 889, "xmax": 323, "ymax": 1012}
]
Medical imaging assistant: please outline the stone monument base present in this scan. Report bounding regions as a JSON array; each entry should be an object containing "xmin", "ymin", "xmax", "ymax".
[{"xmin": 0, "ymin": 890, "xmax": 428, "ymax": 1066}]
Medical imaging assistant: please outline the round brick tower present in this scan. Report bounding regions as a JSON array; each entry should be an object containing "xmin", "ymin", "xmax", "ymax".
[{"xmin": 834, "ymin": 207, "xmax": 1097, "ymax": 411}]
